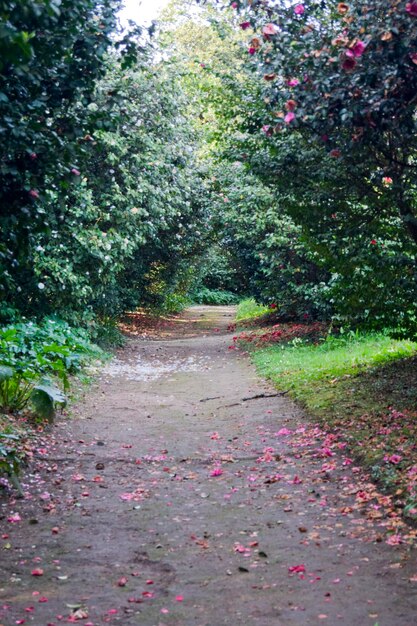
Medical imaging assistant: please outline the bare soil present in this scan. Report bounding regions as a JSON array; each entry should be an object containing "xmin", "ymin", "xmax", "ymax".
[{"xmin": 1, "ymin": 306, "xmax": 417, "ymax": 626}]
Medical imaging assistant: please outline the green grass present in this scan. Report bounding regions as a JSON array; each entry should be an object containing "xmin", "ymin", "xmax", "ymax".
[
  {"xmin": 248, "ymin": 330, "xmax": 417, "ymax": 522},
  {"xmin": 251, "ymin": 332, "xmax": 417, "ymax": 417},
  {"xmin": 235, "ymin": 298, "xmax": 271, "ymax": 322}
]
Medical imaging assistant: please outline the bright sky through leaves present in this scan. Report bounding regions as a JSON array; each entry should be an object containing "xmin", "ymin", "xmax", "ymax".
[{"xmin": 120, "ymin": 0, "xmax": 170, "ymax": 25}]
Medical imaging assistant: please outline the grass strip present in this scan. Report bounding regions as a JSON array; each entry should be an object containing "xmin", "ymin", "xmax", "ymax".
[{"xmin": 245, "ymin": 331, "xmax": 417, "ymax": 520}]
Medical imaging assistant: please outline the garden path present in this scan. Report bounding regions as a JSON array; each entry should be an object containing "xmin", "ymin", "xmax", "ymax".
[{"xmin": 1, "ymin": 306, "xmax": 417, "ymax": 626}]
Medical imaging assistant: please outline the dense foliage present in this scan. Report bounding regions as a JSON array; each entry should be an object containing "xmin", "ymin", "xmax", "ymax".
[
  {"xmin": 30, "ymin": 62, "xmax": 210, "ymax": 322},
  {"xmin": 220, "ymin": 0, "xmax": 417, "ymax": 333},
  {"xmin": 0, "ymin": 0, "xmax": 136, "ymax": 315},
  {"xmin": 0, "ymin": 0, "xmax": 209, "ymax": 324},
  {"xmin": 3, "ymin": 0, "xmax": 417, "ymax": 339},
  {"xmin": 0, "ymin": 318, "xmax": 101, "ymax": 413},
  {"xmin": 160, "ymin": 0, "xmax": 331, "ymax": 317}
]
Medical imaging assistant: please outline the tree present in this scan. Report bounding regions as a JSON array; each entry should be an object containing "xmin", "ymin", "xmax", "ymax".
[
  {"xmin": 0, "ymin": 0, "xmax": 141, "ymax": 316},
  {"xmin": 203, "ymin": 0, "xmax": 417, "ymax": 333},
  {"xmin": 234, "ymin": 0, "xmax": 417, "ymax": 245}
]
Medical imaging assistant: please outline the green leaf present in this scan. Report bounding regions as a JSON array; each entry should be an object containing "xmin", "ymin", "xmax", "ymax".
[
  {"xmin": 31, "ymin": 383, "xmax": 66, "ymax": 421},
  {"xmin": 0, "ymin": 365, "xmax": 14, "ymax": 381}
]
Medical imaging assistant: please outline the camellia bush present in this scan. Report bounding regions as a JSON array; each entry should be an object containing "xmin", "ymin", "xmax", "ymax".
[
  {"xmin": 0, "ymin": 0, "xmax": 144, "ymax": 316},
  {"xmin": 28, "ymin": 60, "xmax": 210, "ymax": 322},
  {"xmin": 0, "ymin": 0, "xmax": 210, "ymax": 325},
  {"xmin": 207, "ymin": 0, "xmax": 417, "ymax": 334}
]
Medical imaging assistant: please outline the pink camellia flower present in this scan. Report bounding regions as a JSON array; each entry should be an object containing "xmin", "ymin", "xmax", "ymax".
[
  {"xmin": 382, "ymin": 176, "xmax": 393, "ymax": 186},
  {"xmin": 29, "ymin": 189, "xmax": 39, "ymax": 199},
  {"xmin": 29, "ymin": 152, "xmax": 37, "ymax": 160},
  {"xmin": 370, "ymin": 239, "xmax": 377, "ymax": 245},
  {"xmin": 248, "ymin": 47, "xmax": 256, "ymax": 55},
  {"xmin": 240, "ymin": 21, "xmax": 251, "ymax": 30},
  {"xmin": 284, "ymin": 111, "xmax": 296, "ymax": 123},
  {"xmin": 294, "ymin": 4, "xmax": 305, "ymax": 15},
  {"xmin": 287, "ymin": 78, "xmax": 299, "ymax": 87},
  {"xmin": 406, "ymin": 2, "xmax": 417, "ymax": 17},
  {"xmin": 285, "ymin": 99, "xmax": 297, "ymax": 111},
  {"xmin": 351, "ymin": 40, "xmax": 366, "ymax": 57},
  {"xmin": 231, "ymin": 2, "xmax": 238, "ymax": 8},
  {"xmin": 210, "ymin": 467, "xmax": 223, "ymax": 477},
  {"xmin": 262, "ymin": 23, "xmax": 278, "ymax": 36},
  {"xmin": 330, "ymin": 148, "xmax": 341, "ymax": 158},
  {"xmin": 410, "ymin": 52, "xmax": 417, "ymax": 64},
  {"xmin": 262, "ymin": 125, "xmax": 273, "ymax": 136},
  {"xmin": 384, "ymin": 453, "xmax": 402, "ymax": 464}
]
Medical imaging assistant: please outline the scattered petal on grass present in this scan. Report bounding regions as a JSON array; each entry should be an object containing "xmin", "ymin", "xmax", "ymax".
[{"xmin": 175, "ymin": 595, "xmax": 184, "ymax": 602}]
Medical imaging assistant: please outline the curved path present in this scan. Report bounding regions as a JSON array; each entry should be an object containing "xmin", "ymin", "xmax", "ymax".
[{"xmin": 1, "ymin": 306, "xmax": 416, "ymax": 625}]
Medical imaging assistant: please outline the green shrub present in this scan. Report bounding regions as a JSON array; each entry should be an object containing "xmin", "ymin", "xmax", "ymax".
[
  {"xmin": 0, "ymin": 319, "xmax": 102, "ymax": 419},
  {"xmin": 190, "ymin": 287, "xmax": 240, "ymax": 305},
  {"xmin": 235, "ymin": 298, "xmax": 271, "ymax": 322}
]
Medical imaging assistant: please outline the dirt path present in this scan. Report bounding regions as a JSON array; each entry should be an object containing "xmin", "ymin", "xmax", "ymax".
[{"xmin": 1, "ymin": 305, "xmax": 417, "ymax": 626}]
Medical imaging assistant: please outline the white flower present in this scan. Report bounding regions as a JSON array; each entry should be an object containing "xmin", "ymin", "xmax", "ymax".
[{"xmin": 38, "ymin": 282, "xmax": 45, "ymax": 290}]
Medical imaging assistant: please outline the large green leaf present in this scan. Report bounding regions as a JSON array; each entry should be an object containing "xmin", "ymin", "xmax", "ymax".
[
  {"xmin": 31, "ymin": 383, "xmax": 66, "ymax": 421},
  {"xmin": 0, "ymin": 365, "xmax": 14, "ymax": 381}
]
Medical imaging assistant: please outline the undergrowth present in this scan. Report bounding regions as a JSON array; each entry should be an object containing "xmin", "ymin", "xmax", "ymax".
[
  {"xmin": 0, "ymin": 318, "xmax": 104, "ymax": 486},
  {"xmin": 235, "ymin": 298, "xmax": 271, "ymax": 321},
  {"xmin": 191, "ymin": 287, "xmax": 240, "ymax": 305}
]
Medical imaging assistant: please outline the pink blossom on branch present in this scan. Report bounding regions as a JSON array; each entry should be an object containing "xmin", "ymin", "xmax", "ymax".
[
  {"xmin": 284, "ymin": 111, "xmax": 296, "ymax": 123},
  {"xmin": 294, "ymin": 4, "xmax": 305, "ymax": 15},
  {"xmin": 350, "ymin": 40, "xmax": 366, "ymax": 57},
  {"xmin": 262, "ymin": 23, "xmax": 278, "ymax": 37},
  {"xmin": 406, "ymin": 2, "xmax": 417, "ymax": 17}
]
